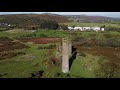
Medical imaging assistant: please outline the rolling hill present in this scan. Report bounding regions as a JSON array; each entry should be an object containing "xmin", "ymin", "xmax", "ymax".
[
  {"xmin": 1, "ymin": 13, "xmax": 120, "ymax": 29},
  {"xmin": 0, "ymin": 14, "xmax": 69, "ymax": 26},
  {"xmin": 65, "ymin": 15, "xmax": 120, "ymax": 23}
]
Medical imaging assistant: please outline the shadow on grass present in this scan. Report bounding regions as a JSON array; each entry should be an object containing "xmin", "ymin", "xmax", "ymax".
[
  {"xmin": 31, "ymin": 70, "xmax": 44, "ymax": 78},
  {"xmin": 0, "ymin": 73, "xmax": 8, "ymax": 77},
  {"xmin": 69, "ymin": 46, "xmax": 77, "ymax": 70}
]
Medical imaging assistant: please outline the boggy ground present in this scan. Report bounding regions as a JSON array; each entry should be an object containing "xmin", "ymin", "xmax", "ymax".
[
  {"xmin": 0, "ymin": 37, "xmax": 62, "ymax": 78},
  {"xmin": 74, "ymin": 38, "xmax": 120, "ymax": 66},
  {"xmin": 18, "ymin": 38, "xmax": 62, "ymax": 44},
  {"xmin": 0, "ymin": 37, "xmax": 27, "ymax": 60}
]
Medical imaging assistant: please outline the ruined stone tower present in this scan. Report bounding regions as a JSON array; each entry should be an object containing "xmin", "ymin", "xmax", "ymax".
[{"xmin": 62, "ymin": 38, "xmax": 72, "ymax": 73}]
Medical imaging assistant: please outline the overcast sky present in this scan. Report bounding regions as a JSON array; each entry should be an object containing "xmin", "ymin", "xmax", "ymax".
[{"xmin": 0, "ymin": 12, "xmax": 120, "ymax": 17}]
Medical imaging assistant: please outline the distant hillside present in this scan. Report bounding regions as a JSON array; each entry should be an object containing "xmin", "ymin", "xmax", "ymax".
[
  {"xmin": 65, "ymin": 15, "xmax": 120, "ymax": 23},
  {"xmin": 0, "ymin": 14, "xmax": 69, "ymax": 26}
]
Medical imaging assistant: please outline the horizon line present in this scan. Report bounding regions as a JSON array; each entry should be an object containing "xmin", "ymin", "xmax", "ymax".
[{"xmin": 0, "ymin": 12, "xmax": 120, "ymax": 18}]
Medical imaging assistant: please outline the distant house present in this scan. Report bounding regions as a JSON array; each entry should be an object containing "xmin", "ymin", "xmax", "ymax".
[
  {"xmin": 91, "ymin": 26, "xmax": 101, "ymax": 31},
  {"xmin": 83, "ymin": 27, "xmax": 91, "ymax": 31},
  {"xmin": 68, "ymin": 26, "xmax": 74, "ymax": 30},
  {"xmin": 73, "ymin": 27, "xmax": 82, "ymax": 31},
  {"xmin": 30, "ymin": 30, "xmax": 37, "ymax": 32},
  {"xmin": 67, "ymin": 26, "xmax": 104, "ymax": 31},
  {"xmin": 101, "ymin": 28, "xmax": 105, "ymax": 31},
  {"xmin": 8, "ymin": 25, "xmax": 11, "ymax": 27},
  {"xmin": 0, "ymin": 22, "xmax": 11, "ymax": 27}
]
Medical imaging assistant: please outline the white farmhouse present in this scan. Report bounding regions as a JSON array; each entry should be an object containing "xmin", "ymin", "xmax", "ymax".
[
  {"xmin": 78, "ymin": 27, "xmax": 83, "ymax": 31},
  {"xmin": 74, "ymin": 27, "xmax": 79, "ymax": 30},
  {"xmin": 83, "ymin": 27, "xmax": 91, "ymax": 31},
  {"xmin": 68, "ymin": 27, "xmax": 74, "ymax": 30},
  {"xmin": 101, "ymin": 28, "xmax": 105, "ymax": 31},
  {"xmin": 74, "ymin": 27, "xmax": 83, "ymax": 31},
  {"xmin": 67, "ymin": 26, "xmax": 105, "ymax": 32},
  {"xmin": 91, "ymin": 26, "xmax": 101, "ymax": 31}
]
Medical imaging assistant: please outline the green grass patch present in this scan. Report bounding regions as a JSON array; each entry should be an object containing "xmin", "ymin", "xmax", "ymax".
[
  {"xmin": 0, "ymin": 42, "xmax": 61, "ymax": 78},
  {"xmin": 70, "ymin": 53, "xmax": 109, "ymax": 78}
]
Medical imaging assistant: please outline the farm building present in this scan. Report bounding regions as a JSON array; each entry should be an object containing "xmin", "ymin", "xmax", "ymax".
[{"xmin": 67, "ymin": 26, "xmax": 105, "ymax": 31}]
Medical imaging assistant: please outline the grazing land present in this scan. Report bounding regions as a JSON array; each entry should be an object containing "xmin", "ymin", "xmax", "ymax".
[{"xmin": 0, "ymin": 13, "xmax": 120, "ymax": 78}]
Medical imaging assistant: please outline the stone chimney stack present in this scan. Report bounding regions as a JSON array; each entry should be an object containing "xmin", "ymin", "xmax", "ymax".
[{"xmin": 62, "ymin": 38, "xmax": 71, "ymax": 73}]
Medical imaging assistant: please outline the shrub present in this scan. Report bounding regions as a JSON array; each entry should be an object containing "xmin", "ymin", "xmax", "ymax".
[
  {"xmin": 54, "ymin": 73, "xmax": 61, "ymax": 77},
  {"xmin": 95, "ymin": 40, "xmax": 108, "ymax": 47},
  {"xmin": 60, "ymin": 24, "xmax": 68, "ymax": 30},
  {"xmin": 73, "ymin": 36, "xmax": 86, "ymax": 42},
  {"xmin": 89, "ymin": 34, "xmax": 96, "ymax": 37},
  {"xmin": 39, "ymin": 34, "xmax": 47, "ymax": 37},
  {"xmin": 95, "ymin": 38, "xmax": 120, "ymax": 47},
  {"xmin": 79, "ymin": 52, "xmax": 86, "ymax": 57},
  {"xmin": 59, "ymin": 73, "xmax": 70, "ymax": 78},
  {"xmin": 103, "ymin": 34, "xmax": 112, "ymax": 38},
  {"xmin": 40, "ymin": 20, "xmax": 59, "ymax": 30},
  {"xmin": 106, "ymin": 27, "xmax": 120, "ymax": 32},
  {"xmin": 107, "ymin": 38, "xmax": 120, "ymax": 47},
  {"xmin": 95, "ymin": 62, "xmax": 120, "ymax": 78},
  {"xmin": 31, "ymin": 70, "xmax": 44, "ymax": 78},
  {"xmin": 0, "ymin": 51, "xmax": 17, "ymax": 60},
  {"xmin": 0, "ymin": 37, "xmax": 13, "ymax": 42},
  {"xmin": 38, "ymin": 44, "xmax": 56, "ymax": 50},
  {"xmin": 83, "ymin": 43, "xmax": 92, "ymax": 48}
]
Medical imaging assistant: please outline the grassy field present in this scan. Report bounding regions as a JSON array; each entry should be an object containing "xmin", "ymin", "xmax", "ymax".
[
  {"xmin": 0, "ymin": 29, "xmax": 70, "ymax": 38},
  {"xmin": 0, "ymin": 28, "xmax": 120, "ymax": 39},
  {"xmin": 0, "ymin": 42, "xmax": 62, "ymax": 78},
  {"xmin": 0, "ymin": 24, "xmax": 120, "ymax": 78},
  {"xmin": 70, "ymin": 53, "xmax": 103, "ymax": 78},
  {"xmin": 69, "ymin": 52, "xmax": 120, "ymax": 78},
  {"xmin": 63, "ymin": 22, "xmax": 120, "ymax": 28}
]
